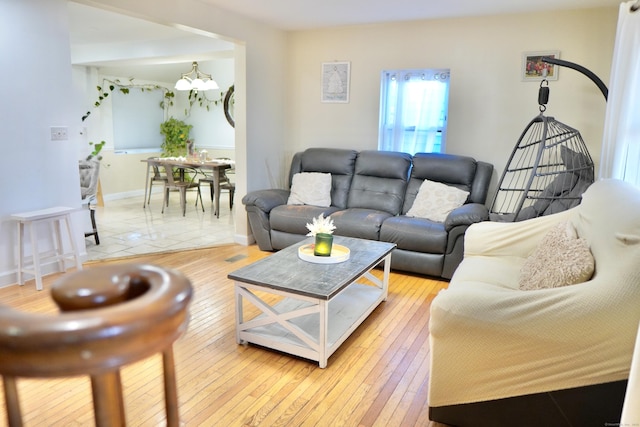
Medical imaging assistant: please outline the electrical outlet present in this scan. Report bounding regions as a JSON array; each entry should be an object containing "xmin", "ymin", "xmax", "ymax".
[{"xmin": 50, "ymin": 126, "xmax": 68, "ymax": 141}]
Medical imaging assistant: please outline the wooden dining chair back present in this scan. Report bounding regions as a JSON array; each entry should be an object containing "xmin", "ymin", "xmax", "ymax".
[
  {"xmin": 0, "ymin": 263, "xmax": 193, "ymax": 427},
  {"xmin": 161, "ymin": 164, "xmax": 204, "ymax": 216}
]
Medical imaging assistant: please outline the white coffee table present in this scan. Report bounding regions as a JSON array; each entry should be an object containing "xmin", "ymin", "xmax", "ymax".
[{"xmin": 228, "ymin": 236, "xmax": 395, "ymax": 368}]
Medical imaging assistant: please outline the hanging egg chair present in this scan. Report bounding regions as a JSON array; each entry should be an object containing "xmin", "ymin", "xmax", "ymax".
[{"xmin": 489, "ymin": 80, "xmax": 595, "ymax": 222}]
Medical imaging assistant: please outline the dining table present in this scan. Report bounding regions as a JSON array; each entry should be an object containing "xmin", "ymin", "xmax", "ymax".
[{"xmin": 141, "ymin": 157, "xmax": 234, "ymax": 218}]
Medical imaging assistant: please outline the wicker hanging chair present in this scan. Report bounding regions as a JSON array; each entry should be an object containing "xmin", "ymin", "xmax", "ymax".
[{"xmin": 489, "ymin": 81, "xmax": 595, "ymax": 222}]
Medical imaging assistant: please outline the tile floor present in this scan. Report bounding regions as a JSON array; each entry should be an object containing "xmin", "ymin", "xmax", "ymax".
[{"xmin": 85, "ymin": 189, "xmax": 235, "ymax": 261}]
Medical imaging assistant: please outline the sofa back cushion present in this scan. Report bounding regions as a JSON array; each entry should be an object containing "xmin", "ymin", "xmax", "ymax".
[
  {"xmin": 402, "ymin": 153, "xmax": 478, "ymax": 214},
  {"xmin": 347, "ymin": 150, "xmax": 412, "ymax": 215},
  {"xmin": 289, "ymin": 148, "xmax": 358, "ymax": 209},
  {"xmin": 573, "ymin": 178, "xmax": 640, "ymax": 271}
]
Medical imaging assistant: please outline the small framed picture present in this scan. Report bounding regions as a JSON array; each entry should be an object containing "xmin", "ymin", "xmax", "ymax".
[
  {"xmin": 522, "ymin": 51, "xmax": 560, "ymax": 81},
  {"xmin": 321, "ymin": 62, "xmax": 350, "ymax": 103}
]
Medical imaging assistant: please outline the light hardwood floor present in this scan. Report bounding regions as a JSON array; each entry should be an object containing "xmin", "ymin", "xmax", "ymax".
[{"xmin": 0, "ymin": 244, "xmax": 449, "ymax": 426}]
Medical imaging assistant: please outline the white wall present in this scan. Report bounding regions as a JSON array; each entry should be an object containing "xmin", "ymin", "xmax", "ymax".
[
  {"xmin": 0, "ymin": 0, "xmax": 86, "ymax": 287},
  {"xmin": 286, "ymin": 8, "xmax": 618, "ymax": 194}
]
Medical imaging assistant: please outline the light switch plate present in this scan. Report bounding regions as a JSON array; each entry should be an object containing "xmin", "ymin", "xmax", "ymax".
[{"xmin": 50, "ymin": 126, "xmax": 68, "ymax": 141}]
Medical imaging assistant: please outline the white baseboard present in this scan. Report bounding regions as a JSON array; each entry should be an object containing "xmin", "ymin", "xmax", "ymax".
[{"xmin": 234, "ymin": 233, "xmax": 254, "ymax": 246}]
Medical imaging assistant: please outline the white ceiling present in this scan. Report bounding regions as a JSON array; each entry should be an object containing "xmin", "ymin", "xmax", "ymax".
[
  {"xmin": 68, "ymin": 3, "xmax": 234, "ymax": 82},
  {"xmin": 197, "ymin": 0, "xmax": 621, "ymax": 31},
  {"xmin": 68, "ymin": 0, "xmax": 621, "ymax": 81}
]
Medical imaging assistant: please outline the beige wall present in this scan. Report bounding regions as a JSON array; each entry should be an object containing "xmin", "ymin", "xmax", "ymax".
[
  {"xmin": 86, "ymin": 5, "xmax": 618, "ymax": 202},
  {"xmin": 286, "ymin": 7, "xmax": 618, "ymax": 192}
]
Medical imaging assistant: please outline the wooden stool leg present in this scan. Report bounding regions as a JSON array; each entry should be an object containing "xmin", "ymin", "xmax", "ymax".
[
  {"xmin": 15, "ymin": 222, "xmax": 24, "ymax": 286},
  {"xmin": 3, "ymin": 376, "xmax": 23, "ymax": 427},
  {"xmin": 53, "ymin": 218, "xmax": 66, "ymax": 273},
  {"xmin": 91, "ymin": 371, "xmax": 126, "ymax": 427},
  {"xmin": 63, "ymin": 214, "xmax": 83, "ymax": 272},
  {"xmin": 29, "ymin": 223, "xmax": 43, "ymax": 291},
  {"xmin": 163, "ymin": 347, "xmax": 180, "ymax": 427}
]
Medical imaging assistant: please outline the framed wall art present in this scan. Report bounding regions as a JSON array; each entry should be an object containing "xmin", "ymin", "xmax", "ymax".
[
  {"xmin": 321, "ymin": 61, "xmax": 350, "ymax": 103},
  {"xmin": 522, "ymin": 51, "xmax": 560, "ymax": 81}
]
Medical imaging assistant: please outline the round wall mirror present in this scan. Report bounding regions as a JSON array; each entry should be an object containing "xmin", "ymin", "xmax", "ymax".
[{"xmin": 224, "ymin": 85, "xmax": 235, "ymax": 128}]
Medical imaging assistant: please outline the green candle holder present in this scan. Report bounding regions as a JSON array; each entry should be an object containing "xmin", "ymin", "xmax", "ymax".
[{"xmin": 314, "ymin": 233, "xmax": 333, "ymax": 257}]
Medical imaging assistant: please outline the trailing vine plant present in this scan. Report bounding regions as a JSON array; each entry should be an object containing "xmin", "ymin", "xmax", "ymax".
[
  {"xmin": 185, "ymin": 89, "xmax": 226, "ymax": 116},
  {"xmin": 82, "ymin": 77, "xmax": 227, "ymax": 122},
  {"xmin": 82, "ymin": 78, "xmax": 175, "ymax": 122},
  {"xmin": 80, "ymin": 77, "xmax": 230, "ymax": 160}
]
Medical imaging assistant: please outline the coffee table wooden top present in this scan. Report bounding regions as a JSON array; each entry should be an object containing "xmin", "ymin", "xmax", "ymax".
[{"xmin": 228, "ymin": 236, "xmax": 395, "ymax": 300}]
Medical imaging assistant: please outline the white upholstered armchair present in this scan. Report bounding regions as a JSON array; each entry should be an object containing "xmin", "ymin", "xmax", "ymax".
[{"xmin": 428, "ymin": 179, "xmax": 640, "ymax": 426}]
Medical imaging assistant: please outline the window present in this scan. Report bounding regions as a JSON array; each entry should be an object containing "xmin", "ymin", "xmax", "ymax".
[
  {"xmin": 112, "ymin": 87, "xmax": 165, "ymax": 153},
  {"xmin": 378, "ymin": 69, "xmax": 450, "ymax": 155}
]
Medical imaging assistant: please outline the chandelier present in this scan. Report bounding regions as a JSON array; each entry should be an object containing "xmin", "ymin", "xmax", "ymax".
[{"xmin": 175, "ymin": 61, "xmax": 219, "ymax": 91}]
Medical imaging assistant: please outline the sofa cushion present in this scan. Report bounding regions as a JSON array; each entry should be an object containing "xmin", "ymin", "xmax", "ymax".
[
  {"xmin": 561, "ymin": 146, "xmax": 594, "ymax": 181},
  {"xmin": 290, "ymin": 148, "xmax": 358, "ymax": 209},
  {"xmin": 381, "ymin": 216, "xmax": 448, "ymax": 253},
  {"xmin": 519, "ymin": 221, "xmax": 595, "ymax": 290},
  {"xmin": 329, "ymin": 208, "xmax": 392, "ymax": 240},
  {"xmin": 347, "ymin": 150, "xmax": 412, "ymax": 214},
  {"xmin": 287, "ymin": 172, "xmax": 332, "ymax": 207},
  {"xmin": 403, "ymin": 153, "xmax": 478, "ymax": 213},
  {"xmin": 270, "ymin": 205, "xmax": 341, "ymax": 235},
  {"xmin": 406, "ymin": 180, "xmax": 469, "ymax": 222}
]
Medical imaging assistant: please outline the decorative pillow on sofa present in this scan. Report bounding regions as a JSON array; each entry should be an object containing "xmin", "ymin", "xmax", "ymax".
[
  {"xmin": 287, "ymin": 172, "xmax": 332, "ymax": 207},
  {"xmin": 519, "ymin": 221, "xmax": 595, "ymax": 290},
  {"xmin": 406, "ymin": 179, "xmax": 469, "ymax": 222}
]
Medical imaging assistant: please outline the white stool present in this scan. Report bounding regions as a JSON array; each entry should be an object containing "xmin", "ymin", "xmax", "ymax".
[{"xmin": 11, "ymin": 207, "xmax": 83, "ymax": 291}]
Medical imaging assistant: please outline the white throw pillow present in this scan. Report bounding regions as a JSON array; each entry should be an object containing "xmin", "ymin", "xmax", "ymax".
[
  {"xmin": 406, "ymin": 180, "xmax": 469, "ymax": 222},
  {"xmin": 519, "ymin": 221, "xmax": 595, "ymax": 291},
  {"xmin": 287, "ymin": 172, "xmax": 332, "ymax": 207}
]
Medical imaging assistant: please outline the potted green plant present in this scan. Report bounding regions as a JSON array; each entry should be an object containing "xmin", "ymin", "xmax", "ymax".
[{"xmin": 160, "ymin": 118, "xmax": 193, "ymax": 157}]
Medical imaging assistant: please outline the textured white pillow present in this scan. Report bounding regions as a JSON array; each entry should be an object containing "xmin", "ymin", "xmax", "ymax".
[
  {"xmin": 287, "ymin": 172, "xmax": 332, "ymax": 207},
  {"xmin": 519, "ymin": 221, "xmax": 595, "ymax": 291},
  {"xmin": 406, "ymin": 180, "xmax": 469, "ymax": 222}
]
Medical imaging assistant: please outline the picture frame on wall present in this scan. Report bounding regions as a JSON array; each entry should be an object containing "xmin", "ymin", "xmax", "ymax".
[
  {"xmin": 522, "ymin": 51, "xmax": 560, "ymax": 81},
  {"xmin": 321, "ymin": 61, "xmax": 350, "ymax": 103}
]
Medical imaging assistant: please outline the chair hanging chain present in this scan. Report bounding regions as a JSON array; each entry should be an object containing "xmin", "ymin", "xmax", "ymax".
[{"xmin": 538, "ymin": 79, "xmax": 549, "ymax": 113}]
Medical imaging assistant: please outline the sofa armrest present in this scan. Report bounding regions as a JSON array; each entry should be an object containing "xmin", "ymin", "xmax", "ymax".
[
  {"xmin": 429, "ymin": 264, "xmax": 638, "ymax": 407},
  {"xmin": 444, "ymin": 203, "xmax": 488, "ymax": 231},
  {"xmin": 242, "ymin": 189, "xmax": 290, "ymax": 214},
  {"xmin": 463, "ymin": 207, "xmax": 574, "ymax": 258}
]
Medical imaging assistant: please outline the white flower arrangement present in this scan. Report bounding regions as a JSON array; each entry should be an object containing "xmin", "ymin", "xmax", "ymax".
[{"xmin": 306, "ymin": 213, "xmax": 336, "ymax": 236}]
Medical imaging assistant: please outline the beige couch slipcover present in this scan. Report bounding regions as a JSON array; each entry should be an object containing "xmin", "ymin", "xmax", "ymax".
[{"xmin": 428, "ymin": 179, "xmax": 640, "ymax": 424}]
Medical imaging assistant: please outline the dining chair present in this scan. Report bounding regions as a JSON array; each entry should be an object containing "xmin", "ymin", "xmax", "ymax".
[
  {"xmin": 198, "ymin": 161, "xmax": 236, "ymax": 213},
  {"xmin": 146, "ymin": 158, "xmax": 169, "ymax": 207},
  {"xmin": 161, "ymin": 164, "xmax": 204, "ymax": 216},
  {"xmin": 79, "ymin": 159, "xmax": 100, "ymax": 244}
]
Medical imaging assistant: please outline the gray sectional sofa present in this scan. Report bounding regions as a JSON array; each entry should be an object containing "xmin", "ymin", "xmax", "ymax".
[{"xmin": 242, "ymin": 148, "xmax": 493, "ymax": 279}]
